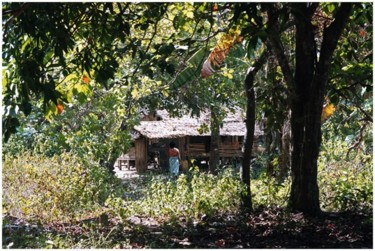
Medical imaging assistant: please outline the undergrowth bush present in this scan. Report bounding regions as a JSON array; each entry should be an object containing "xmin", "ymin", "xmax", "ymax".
[
  {"xmin": 106, "ymin": 167, "xmax": 246, "ymax": 222},
  {"xmin": 249, "ymin": 135, "xmax": 372, "ymax": 212},
  {"xmin": 251, "ymin": 174, "xmax": 291, "ymax": 208},
  {"xmin": 318, "ymin": 138, "xmax": 373, "ymax": 212},
  {"xmin": 2, "ymin": 151, "xmax": 124, "ymax": 223}
]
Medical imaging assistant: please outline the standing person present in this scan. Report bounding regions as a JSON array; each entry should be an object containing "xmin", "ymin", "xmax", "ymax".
[{"xmin": 168, "ymin": 141, "xmax": 180, "ymax": 177}]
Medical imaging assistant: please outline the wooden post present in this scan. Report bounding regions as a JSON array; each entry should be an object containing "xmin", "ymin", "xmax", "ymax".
[
  {"xmin": 135, "ymin": 137, "xmax": 148, "ymax": 173},
  {"xmin": 178, "ymin": 137, "xmax": 186, "ymax": 160},
  {"xmin": 159, "ymin": 139, "xmax": 168, "ymax": 170}
]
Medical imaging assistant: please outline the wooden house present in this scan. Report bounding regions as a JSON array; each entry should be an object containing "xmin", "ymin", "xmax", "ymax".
[{"xmin": 122, "ymin": 109, "xmax": 263, "ymax": 173}]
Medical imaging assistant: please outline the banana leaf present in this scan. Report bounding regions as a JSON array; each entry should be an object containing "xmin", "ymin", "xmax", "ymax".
[{"xmin": 171, "ymin": 47, "xmax": 209, "ymax": 89}]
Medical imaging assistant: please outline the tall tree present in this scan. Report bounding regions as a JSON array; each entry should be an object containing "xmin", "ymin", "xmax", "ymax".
[
  {"xmin": 241, "ymin": 49, "xmax": 269, "ymax": 210},
  {"xmin": 209, "ymin": 105, "xmax": 221, "ymax": 174},
  {"xmin": 265, "ymin": 3, "xmax": 353, "ymax": 214}
]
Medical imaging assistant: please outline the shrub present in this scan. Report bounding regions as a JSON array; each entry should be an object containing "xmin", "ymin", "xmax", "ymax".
[
  {"xmin": 318, "ymin": 137, "xmax": 373, "ymax": 212},
  {"xmin": 106, "ymin": 167, "xmax": 246, "ymax": 222},
  {"xmin": 251, "ymin": 173, "xmax": 291, "ymax": 208},
  {"xmin": 2, "ymin": 151, "xmax": 124, "ymax": 223}
]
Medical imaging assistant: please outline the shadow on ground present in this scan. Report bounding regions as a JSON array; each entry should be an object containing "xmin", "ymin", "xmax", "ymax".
[
  {"xmin": 120, "ymin": 207, "xmax": 373, "ymax": 248},
  {"xmin": 3, "ymin": 206, "xmax": 372, "ymax": 248}
]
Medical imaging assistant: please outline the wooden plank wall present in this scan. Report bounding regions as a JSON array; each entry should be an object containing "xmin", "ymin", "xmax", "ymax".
[
  {"xmin": 135, "ymin": 137, "xmax": 148, "ymax": 173},
  {"xmin": 219, "ymin": 141, "xmax": 242, "ymax": 157},
  {"xmin": 186, "ymin": 141, "xmax": 243, "ymax": 158},
  {"xmin": 178, "ymin": 137, "xmax": 186, "ymax": 160},
  {"xmin": 184, "ymin": 136, "xmax": 263, "ymax": 159}
]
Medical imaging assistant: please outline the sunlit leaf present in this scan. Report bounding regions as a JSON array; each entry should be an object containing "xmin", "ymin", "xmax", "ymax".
[
  {"xmin": 322, "ymin": 103, "xmax": 336, "ymax": 121},
  {"xmin": 131, "ymin": 88, "xmax": 139, "ymax": 99},
  {"xmin": 57, "ymin": 103, "xmax": 64, "ymax": 115},
  {"xmin": 82, "ymin": 75, "xmax": 90, "ymax": 84},
  {"xmin": 186, "ymin": 11, "xmax": 194, "ymax": 19},
  {"xmin": 327, "ymin": 3, "xmax": 336, "ymax": 13},
  {"xmin": 201, "ymin": 28, "xmax": 243, "ymax": 78}
]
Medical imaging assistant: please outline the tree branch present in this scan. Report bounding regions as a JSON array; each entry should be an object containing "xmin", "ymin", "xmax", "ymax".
[
  {"xmin": 265, "ymin": 5, "xmax": 296, "ymax": 99},
  {"xmin": 245, "ymin": 49, "xmax": 270, "ymax": 84},
  {"xmin": 242, "ymin": 47, "xmax": 270, "ymax": 210},
  {"xmin": 346, "ymin": 122, "xmax": 369, "ymax": 157},
  {"xmin": 332, "ymin": 87, "xmax": 372, "ymax": 122},
  {"xmin": 318, "ymin": 3, "xmax": 353, "ymax": 74},
  {"xmin": 4, "ymin": 3, "xmax": 32, "ymax": 27}
]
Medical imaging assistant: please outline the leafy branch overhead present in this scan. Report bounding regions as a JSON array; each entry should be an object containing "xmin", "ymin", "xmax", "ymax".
[
  {"xmin": 2, "ymin": 3, "xmax": 197, "ymax": 140},
  {"xmin": 201, "ymin": 28, "xmax": 243, "ymax": 78}
]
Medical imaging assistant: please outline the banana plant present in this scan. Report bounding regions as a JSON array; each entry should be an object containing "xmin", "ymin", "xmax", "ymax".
[{"xmin": 170, "ymin": 29, "xmax": 253, "ymax": 90}]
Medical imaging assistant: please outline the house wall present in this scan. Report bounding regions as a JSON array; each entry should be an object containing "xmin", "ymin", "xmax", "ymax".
[
  {"xmin": 135, "ymin": 136, "xmax": 148, "ymax": 173},
  {"xmin": 185, "ymin": 136, "xmax": 210, "ymax": 158},
  {"xmin": 147, "ymin": 138, "xmax": 182, "ymax": 170},
  {"xmin": 131, "ymin": 135, "xmax": 262, "ymax": 173},
  {"xmin": 181, "ymin": 136, "xmax": 245, "ymax": 169},
  {"xmin": 185, "ymin": 136, "xmax": 244, "ymax": 159},
  {"xmin": 218, "ymin": 136, "xmax": 243, "ymax": 157}
]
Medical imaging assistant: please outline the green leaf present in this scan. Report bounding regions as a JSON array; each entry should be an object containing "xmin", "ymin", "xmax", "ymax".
[
  {"xmin": 131, "ymin": 88, "xmax": 139, "ymax": 99},
  {"xmin": 327, "ymin": 3, "xmax": 336, "ymax": 13},
  {"xmin": 186, "ymin": 11, "xmax": 194, "ymax": 19},
  {"xmin": 171, "ymin": 47, "xmax": 208, "ymax": 89}
]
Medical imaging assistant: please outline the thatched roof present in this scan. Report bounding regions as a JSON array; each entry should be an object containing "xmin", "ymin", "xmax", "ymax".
[{"xmin": 133, "ymin": 109, "xmax": 263, "ymax": 139}]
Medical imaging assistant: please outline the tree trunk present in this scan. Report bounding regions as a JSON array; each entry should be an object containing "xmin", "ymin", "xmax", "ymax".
[
  {"xmin": 135, "ymin": 137, "xmax": 148, "ymax": 173},
  {"xmin": 264, "ymin": 128, "xmax": 279, "ymax": 177},
  {"xmin": 209, "ymin": 108, "xmax": 220, "ymax": 174},
  {"xmin": 242, "ymin": 50, "xmax": 269, "ymax": 211},
  {"xmin": 278, "ymin": 110, "xmax": 291, "ymax": 181},
  {"xmin": 290, "ymin": 4, "xmax": 352, "ymax": 215},
  {"xmin": 267, "ymin": 3, "xmax": 352, "ymax": 215},
  {"xmin": 242, "ymin": 70, "xmax": 255, "ymax": 210}
]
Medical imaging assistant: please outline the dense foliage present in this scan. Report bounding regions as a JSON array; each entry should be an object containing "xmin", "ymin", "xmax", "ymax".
[
  {"xmin": 319, "ymin": 134, "xmax": 372, "ymax": 212},
  {"xmin": 106, "ymin": 167, "xmax": 245, "ymax": 223},
  {"xmin": 2, "ymin": 83, "xmax": 136, "ymax": 174},
  {"xmin": 251, "ymin": 135, "xmax": 373, "ymax": 212},
  {"xmin": 2, "ymin": 151, "xmax": 124, "ymax": 223},
  {"xmin": 3, "ymin": 147, "xmax": 372, "ymax": 248},
  {"xmin": 4, "ymin": 133, "xmax": 371, "ymax": 226}
]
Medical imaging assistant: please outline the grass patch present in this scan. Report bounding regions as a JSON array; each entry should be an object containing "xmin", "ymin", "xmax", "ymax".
[{"xmin": 2, "ymin": 151, "xmax": 124, "ymax": 224}]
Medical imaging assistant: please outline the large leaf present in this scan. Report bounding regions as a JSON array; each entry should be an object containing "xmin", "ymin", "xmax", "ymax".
[
  {"xmin": 201, "ymin": 29, "xmax": 243, "ymax": 78},
  {"xmin": 171, "ymin": 47, "xmax": 208, "ymax": 89}
]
